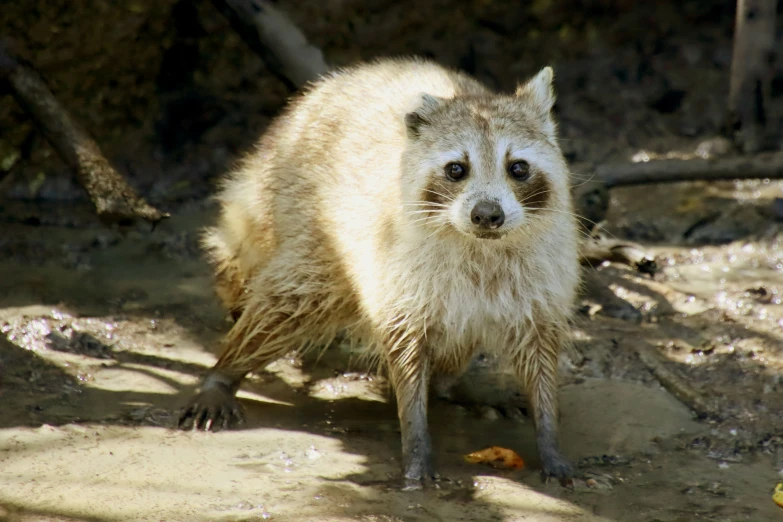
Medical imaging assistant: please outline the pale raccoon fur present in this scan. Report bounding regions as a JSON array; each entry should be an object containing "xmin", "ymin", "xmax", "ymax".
[{"xmin": 177, "ymin": 57, "xmax": 581, "ymax": 488}]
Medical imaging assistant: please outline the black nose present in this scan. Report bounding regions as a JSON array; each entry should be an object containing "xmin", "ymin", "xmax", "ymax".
[{"xmin": 470, "ymin": 200, "xmax": 505, "ymax": 229}]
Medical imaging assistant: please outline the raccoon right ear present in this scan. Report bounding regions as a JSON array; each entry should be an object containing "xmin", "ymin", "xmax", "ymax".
[
  {"xmin": 515, "ymin": 66, "xmax": 556, "ymax": 115},
  {"xmin": 405, "ymin": 93, "xmax": 444, "ymax": 138}
]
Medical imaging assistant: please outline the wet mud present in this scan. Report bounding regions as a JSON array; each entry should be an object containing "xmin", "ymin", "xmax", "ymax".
[{"xmin": 0, "ymin": 192, "xmax": 782, "ymax": 521}]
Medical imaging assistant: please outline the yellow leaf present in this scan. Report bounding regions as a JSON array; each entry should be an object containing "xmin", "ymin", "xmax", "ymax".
[
  {"xmin": 676, "ymin": 197, "xmax": 703, "ymax": 214},
  {"xmin": 773, "ymin": 483, "xmax": 783, "ymax": 509},
  {"xmin": 464, "ymin": 446, "xmax": 525, "ymax": 470}
]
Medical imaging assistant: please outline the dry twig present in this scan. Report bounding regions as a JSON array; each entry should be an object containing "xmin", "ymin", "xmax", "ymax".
[{"xmin": 0, "ymin": 41, "xmax": 168, "ymax": 227}]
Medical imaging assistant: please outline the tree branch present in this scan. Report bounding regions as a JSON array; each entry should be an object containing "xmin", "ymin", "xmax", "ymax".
[
  {"xmin": 210, "ymin": 0, "xmax": 329, "ymax": 90},
  {"xmin": 572, "ymin": 151, "xmax": 783, "ymax": 237},
  {"xmin": 0, "ymin": 41, "xmax": 169, "ymax": 228},
  {"xmin": 595, "ymin": 151, "xmax": 783, "ymax": 188},
  {"xmin": 726, "ymin": 0, "xmax": 777, "ymax": 153}
]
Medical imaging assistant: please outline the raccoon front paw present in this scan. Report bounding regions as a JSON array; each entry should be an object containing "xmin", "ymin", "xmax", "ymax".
[
  {"xmin": 400, "ymin": 454, "xmax": 439, "ymax": 491},
  {"xmin": 177, "ymin": 385, "xmax": 244, "ymax": 432},
  {"xmin": 540, "ymin": 452, "xmax": 575, "ymax": 488},
  {"xmin": 402, "ymin": 468, "xmax": 441, "ymax": 491}
]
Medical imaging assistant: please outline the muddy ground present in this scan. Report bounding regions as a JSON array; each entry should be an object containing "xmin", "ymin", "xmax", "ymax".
[{"xmin": 2, "ymin": 0, "xmax": 783, "ymax": 521}]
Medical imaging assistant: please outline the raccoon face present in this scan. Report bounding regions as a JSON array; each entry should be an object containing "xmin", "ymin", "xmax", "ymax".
[{"xmin": 401, "ymin": 67, "xmax": 572, "ymax": 242}]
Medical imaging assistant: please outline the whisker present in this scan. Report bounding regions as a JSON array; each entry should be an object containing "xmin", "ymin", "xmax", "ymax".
[
  {"xmin": 407, "ymin": 215, "xmax": 447, "ymax": 229},
  {"xmin": 519, "ymin": 188, "xmax": 551, "ymax": 204},
  {"xmin": 405, "ymin": 207, "xmax": 449, "ymax": 212},
  {"xmin": 421, "ymin": 188, "xmax": 455, "ymax": 202},
  {"xmin": 424, "ymin": 223, "xmax": 448, "ymax": 241},
  {"xmin": 569, "ymin": 171, "xmax": 599, "ymax": 188},
  {"xmin": 407, "ymin": 217, "xmax": 437, "ymax": 226},
  {"xmin": 403, "ymin": 201, "xmax": 450, "ymax": 208},
  {"xmin": 518, "ymin": 191, "xmax": 597, "ymax": 225},
  {"xmin": 409, "ymin": 222, "xmax": 434, "ymax": 230},
  {"xmin": 537, "ymin": 208, "xmax": 621, "ymax": 241},
  {"xmin": 406, "ymin": 209, "xmax": 447, "ymax": 216},
  {"xmin": 517, "ymin": 180, "xmax": 606, "ymax": 232},
  {"xmin": 525, "ymin": 206, "xmax": 586, "ymax": 220},
  {"xmin": 525, "ymin": 207, "xmax": 608, "ymax": 234}
]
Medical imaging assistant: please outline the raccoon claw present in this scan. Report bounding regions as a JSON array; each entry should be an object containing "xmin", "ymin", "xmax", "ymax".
[
  {"xmin": 177, "ymin": 388, "xmax": 244, "ymax": 431},
  {"xmin": 401, "ymin": 471, "xmax": 441, "ymax": 491},
  {"xmin": 401, "ymin": 461, "xmax": 440, "ymax": 491},
  {"xmin": 540, "ymin": 454, "xmax": 576, "ymax": 488},
  {"xmin": 402, "ymin": 478, "xmax": 425, "ymax": 491},
  {"xmin": 474, "ymin": 403, "xmax": 527, "ymax": 421}
]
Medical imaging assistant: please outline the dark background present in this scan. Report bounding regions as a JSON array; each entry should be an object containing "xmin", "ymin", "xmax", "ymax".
[{"xmin": 1, "ymin": 0, "xmax": 774, "ymax": 215}]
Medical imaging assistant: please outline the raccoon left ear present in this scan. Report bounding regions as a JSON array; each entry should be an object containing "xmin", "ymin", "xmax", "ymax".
[
  {"xmin": 515, "ymin": 66, "xmax": 556, "ymax": 115},
  {"xmin": 405, "ymin": 93, "xmax": 444, "ymax": 138}
]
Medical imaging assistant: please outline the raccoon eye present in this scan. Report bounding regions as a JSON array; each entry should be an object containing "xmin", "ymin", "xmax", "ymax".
[
  {"xmin": 508, "ymin": 161, "xmax": 531, "ymax": 181},
  {"xmin": 445, "ymin": 162, "xmax": 468, "ymax": 181}
]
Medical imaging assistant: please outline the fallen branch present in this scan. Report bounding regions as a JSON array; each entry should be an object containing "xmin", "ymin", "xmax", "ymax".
[
  {"xmin": 579, "ymin": 236, "xmax": 657, "ymax": 276},
  {"xmin": 572, "ymin": 151, "xmax": 783, "ymax": 236},
  {"xmin": 635, "ymin": 346, "xmax": 722, "ymax": 421},
  {"xmin": 595, "ymin": 151, "xmax": 783, "ymax": 187},
  {"xmin": 0, "ymin": 41, "xmax": 168, "ymax": 227},
  {"xmin": 210, "ymin": 0, "xmax": 329, "ymax": 90}
]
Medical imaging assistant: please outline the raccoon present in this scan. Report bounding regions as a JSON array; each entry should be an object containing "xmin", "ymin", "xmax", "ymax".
[{"xmin": 177, "ymin": 57, "xmax": 580, "ymax": 488}]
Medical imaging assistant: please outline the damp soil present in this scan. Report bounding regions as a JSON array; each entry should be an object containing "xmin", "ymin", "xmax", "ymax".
[
  {"xmin": 1, "ymin": 200, "xmax": 782, "ymax": 522},
  {"xmin": 2, "ymin": 0, "xmax": 783, "ymax": 521}
]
